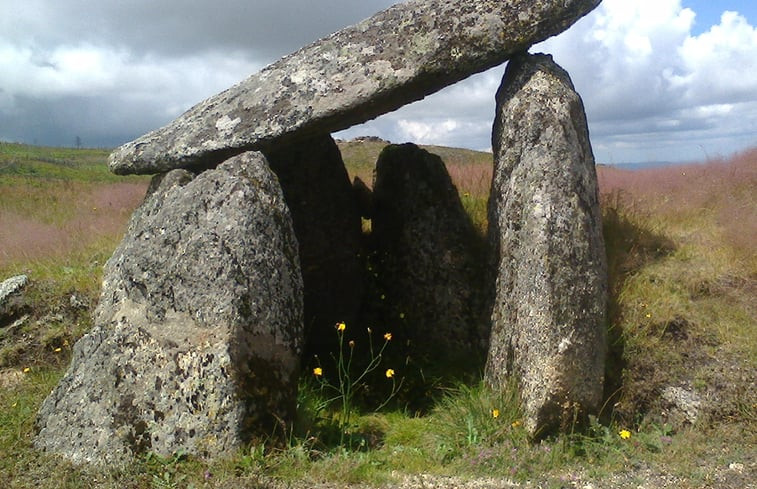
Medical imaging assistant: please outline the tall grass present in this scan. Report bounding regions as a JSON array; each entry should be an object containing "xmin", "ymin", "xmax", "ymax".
[{"xmin": 0, "ymin": 142, "xmax": 754, "ymax": 488}]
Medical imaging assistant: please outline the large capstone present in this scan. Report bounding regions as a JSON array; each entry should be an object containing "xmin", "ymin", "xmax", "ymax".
[
  {"xmin": 263, "ymin": 134, "xmax": 363, "ymax": 360},
  {"xmin": 370, "ymin": 143, "xmax": 487, "ymax": 364},
  {"xmin": 484, "ymin": 53, "xmax": 608, "ymax": 437},
  {"xmin": 109, "ymin": 0, "xmax": 601, "ymax": 175},
  {"xmin": 34, "ymin": 152, "xmax": 303, "ymax": 464}
]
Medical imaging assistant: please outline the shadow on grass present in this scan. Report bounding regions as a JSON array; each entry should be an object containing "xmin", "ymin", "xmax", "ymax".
[{"xmin": 600, "ymin": 190, "xmax": 676, "ymax": 423}]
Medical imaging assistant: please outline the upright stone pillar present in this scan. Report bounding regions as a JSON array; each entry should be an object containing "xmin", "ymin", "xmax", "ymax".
[
  {"xmin": 485, "ymin": 53, "xmax": 607, "ymax": 436},
  {"xmin": 263, "ymin": 134, "xmax": 363, "ymax": 360},
  {"xmin": 371, "ymin": 143, "xmax": 487, "ymax": 364},
  {"xmin": 35, "ymin": 152, "xmax": 303, "ymax": 464}
]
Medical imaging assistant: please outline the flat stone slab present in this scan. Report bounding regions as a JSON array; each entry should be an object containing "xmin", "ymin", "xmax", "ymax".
[{"xmin": 109, "ymin": 0, "xmax": 601, "ymax": 175}]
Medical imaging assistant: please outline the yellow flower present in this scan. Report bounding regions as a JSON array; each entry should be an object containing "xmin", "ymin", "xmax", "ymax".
[
  {"xmin": 23, "ymin": 367, "xmax": 31, "ymax": 373},
  {"xmin": 619, "ymin": 429, "xmax": 631, "ymax": 440},
  {"xmin": 336, "ymin": 322, "xmax": 346, "ymax": 332},
  {"xmin": 511, "ymin": 420, "xmax": 521, "ymax": 428},
  {"xmin": 385, "ymin": 369, "xmax": 395, "ymax": 378},
  {"xmin": 54, "ymin": 347, "xmax": 62, "ymax": 353},
  {"xmin": 645, "ymin": 313, "xmax": 651, "ymax": 318},
  {"xmin": 492, "ymin": 409, "xmax": 500, "ymax": 418},
  {"xmin": 313, "ymin": 367, "xmax": 323, "ymax": 377},
  {"xmin": 384, "ymin": 332, "xmax": 392, "ymax": 341}
]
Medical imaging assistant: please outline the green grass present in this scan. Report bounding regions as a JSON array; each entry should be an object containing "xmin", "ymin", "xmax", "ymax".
[{"xmin": 0, "ymin": 142, "xmax": 754, "ymax": 487}]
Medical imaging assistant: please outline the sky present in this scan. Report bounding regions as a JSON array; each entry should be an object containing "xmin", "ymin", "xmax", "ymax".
[{"xmin": 1, "ymin": 0, "xmax": 756, "ymax": 164}]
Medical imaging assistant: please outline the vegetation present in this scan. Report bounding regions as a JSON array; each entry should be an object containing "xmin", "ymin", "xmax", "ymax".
[{"xmin": 0, "ymin": 141, "xmax": 754, "ymax": 488}]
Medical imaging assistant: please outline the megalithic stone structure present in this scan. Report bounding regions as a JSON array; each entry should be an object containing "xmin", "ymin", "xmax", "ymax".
[
  {"xmin": 485, "ymin": 53, "xmax": 608, "ymax": 438},
  {"xmin": 108, "ymin": 0, "xmax": 601, "ymax": 175},
  {"xmin": 35, "ymin": 152, "xmax": 304, "ymax": 464}
]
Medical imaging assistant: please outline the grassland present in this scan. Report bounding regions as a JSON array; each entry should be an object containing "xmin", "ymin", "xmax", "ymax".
[{"xmin": 0, "ymin": 140, "xmax": 754, "ymax": 488}]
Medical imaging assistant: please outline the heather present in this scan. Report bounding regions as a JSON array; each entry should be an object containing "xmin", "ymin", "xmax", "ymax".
[{"xmin": 0, "ymin": 142, "xmax": 754, "ymax": 488}]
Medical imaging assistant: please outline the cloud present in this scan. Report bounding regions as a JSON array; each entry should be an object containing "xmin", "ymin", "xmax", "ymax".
[
  {"xmin": 532, "ymin": 0, "xmax": 757, "ymax": 162},
  {"xmin": 1, "ymin": 0, "xmax": 756, "ymax": 163}
]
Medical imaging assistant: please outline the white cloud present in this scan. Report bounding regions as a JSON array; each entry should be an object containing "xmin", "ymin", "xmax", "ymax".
[
  {"xmin": 532, "ymin": 0, "xmax": 757, "ymax": 162},
  {"xmin": 1, "ymin": 0, "xmax": 755, "ymax": 162}
]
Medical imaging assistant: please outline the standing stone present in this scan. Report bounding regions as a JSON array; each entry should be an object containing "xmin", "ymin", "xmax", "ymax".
[
  {"xmin": 263, "ymin": 135, "xmax": 363, "ymax": 359},
  {"xmin": 35, "ymin": 152, "xmax": 303, "ymax": 464},
  {"xmin": 371, "ymin": 143, "xmax": 486, "ymax": 363},
  {"xmin": 109, "ymin": 0, "xmax": 602, "ymax": 175},
  {"xmin": 485, "ymin": 53, "xmax": 607, "ymax": 437}
]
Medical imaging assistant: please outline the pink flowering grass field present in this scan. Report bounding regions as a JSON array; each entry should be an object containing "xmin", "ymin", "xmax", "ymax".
[{"xmin": 0, "ymin": 141, "xmax": 754, "ymax": 488}]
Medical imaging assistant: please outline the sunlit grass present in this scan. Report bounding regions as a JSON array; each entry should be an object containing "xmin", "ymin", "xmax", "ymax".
[{"xmin": 0, "ymin": 142, "xmax": 754, "ymax": 487}]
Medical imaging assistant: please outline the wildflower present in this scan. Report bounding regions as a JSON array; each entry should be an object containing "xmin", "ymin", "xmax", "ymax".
[
  {"xmin": 511, "ymin": 420, "xmax": 521, "ymax": 428},
  {"xmin": 619, "ymin": 429, "xmax": 632, "ymax": 440},
  {"xmin": 54, "ymin": 347, "xmax": 62, "ymax": 353},
  {"xmin": 23, "ymin": 367, "xmax": 30, "ymax": 373},
  {"xmin": 348, "ymin": 340, "xmax": 355, "ymax": 349},
  {"xmin": 492, "ymin": 409, "xmax": 500, "ymax": 418},
  {"xmin": 336, "ymin": 322, "xmax": 346, "ymax": 332},
  {"xmin": 313, "ymin": 367, "xmax": 323, "ymax": 377},
  {"xmin": 385, "ymin": 369, "xmax": 395, "ymax": 378},
  {"xmin": 384, "ymin": 332, "xmax": 392, "ymax": 341},
  {"xmin": 645, "ymin": 313, "xmax": 651, "ymax": 318},
  {"xmin": 399, "ymin": 312, "xmax": 405, "ymax": 319},
  {"xmin": 367, "ymin": 327, "xmax": 372, "ymax": 334}
]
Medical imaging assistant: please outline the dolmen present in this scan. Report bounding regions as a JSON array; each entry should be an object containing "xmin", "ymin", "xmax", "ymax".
[{"xmin": 35, "ymin": 0, "xmax": 605, "ymax": 463}]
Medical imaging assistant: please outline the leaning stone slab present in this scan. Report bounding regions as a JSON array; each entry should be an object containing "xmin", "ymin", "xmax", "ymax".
[
  {"xmin": 35, "ymin": 152, "xmax": 303, "ymax": 464},
  {"xmin": 109, "ymin": 0, "xmax": 601, "ymax": 175},
  {"xmin": 485, "ymin": 53, "xmax": 607, "ymax": 437}
]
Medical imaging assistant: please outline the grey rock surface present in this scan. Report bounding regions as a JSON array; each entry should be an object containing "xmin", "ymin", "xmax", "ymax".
[
  {"xmin": 0, "ymin": 274, "xmax": 28, "ymax": 321},
  {"xmin": 109, "ymin": 0, "xmax": 601, "ymax": 175},
  {"xmin": 263, "ymin": 134, "xmax": 363, "ymax": 359},
  {"xmin": 371, "ymin": 143, "xmax": 486, "ymax": 363},
  {"xmin": 484, "ymin": 53, "xmax": 607, "ymax": 437},
  {"xmin": 35, "ymin": 152, "xmax": 303, "ymax": 464}
]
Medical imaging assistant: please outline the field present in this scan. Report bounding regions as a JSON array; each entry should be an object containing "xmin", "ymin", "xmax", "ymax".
[{"xmin": 0, "ymin": 140, "xmax": 754, "ymax": 488}]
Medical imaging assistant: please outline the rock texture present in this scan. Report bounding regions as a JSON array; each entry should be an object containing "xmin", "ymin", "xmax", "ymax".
[
  {"xmin": 0, "ymin": 275, "xmax": 27, "ymax": 322},
  {"xmin": 263, "ymin": 134, "xmax": 363, "ymax": 359},
  {"xmin": 109, "ymin": 0, "xmax": 601, "ymax": 175},
  {"xmin": 371, "ymin": 143, "xmax": 486, "ymax": 362},
  {"xmin": 484, "ymin": 53, "xmax": 607, "ymax": 437},
  {"xmin": 35, "ymin": 152, "xmax": 303, "ymax": 464}
]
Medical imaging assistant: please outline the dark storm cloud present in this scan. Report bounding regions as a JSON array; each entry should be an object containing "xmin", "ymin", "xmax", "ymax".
[{"xmin": 6, "ymin": 0, "xmax": 398, "ymax": 60}]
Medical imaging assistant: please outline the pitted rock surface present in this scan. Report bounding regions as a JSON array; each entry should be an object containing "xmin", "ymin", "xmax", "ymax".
[
  {"xmin": 0, "ymin": 274, "xmax": 27, "ymax": 321},
  {"xmin": 263, "ymin": 134, "xmax": 363, "ymax": 359},
  {"xmin": 34, "ymin": 152, "xmax": 303, "ymax": 464},
  {"xmin": 370, "ymin": 143, "xmax": 486, "ymax": 363},
  {"xmin": 485, "ymin": 53, "xmax": 607, "ymax": 437},
  {"xmin": 109, "ymin": 0, "xmax": 601, "ymax": 175}
]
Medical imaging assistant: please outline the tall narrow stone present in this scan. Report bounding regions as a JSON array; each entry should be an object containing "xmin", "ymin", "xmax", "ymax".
[
  {"xmin": 35, "ymin": 152, "xmax": 303, "ymax": 464},
  {"xmin": 263, "ymin": 135, "xmax": 363, "ymax": 359},
  {"xmin": 371, "ymin": 143, "xmax": 486, "ymax": 364},
  {"xmin": 485, "ymin": 53, "xmax": 607, "ymax": 437}
]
